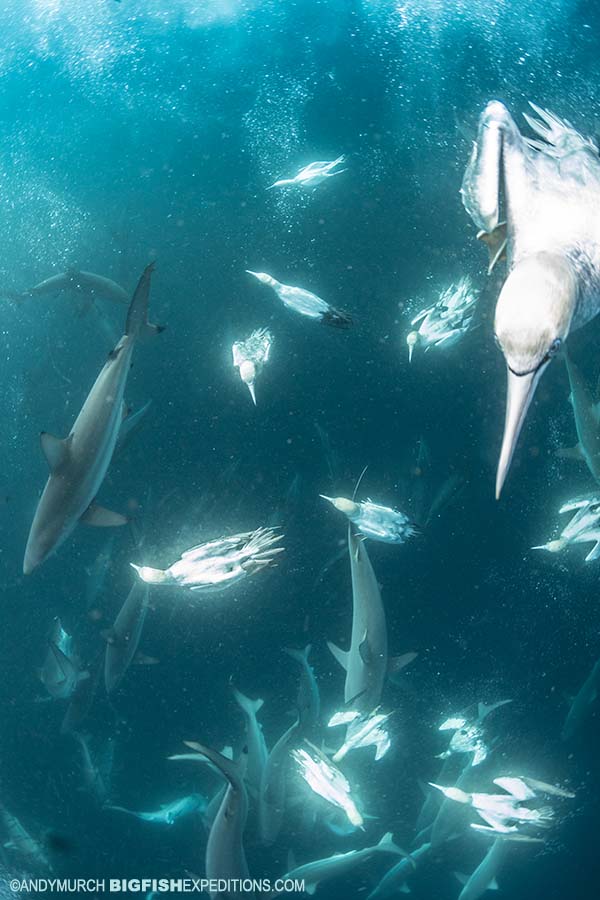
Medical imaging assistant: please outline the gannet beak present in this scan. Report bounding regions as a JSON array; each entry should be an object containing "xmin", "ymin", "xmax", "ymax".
[
  {"xmin": 408, "ymin": 344, "xmax": 414, "ymax": 363},
  {"xmin": 247, "ymin": 382, "xmax": 257, "ymax": 405},
  {"xmin": 496, "ymin": 365, "xmax": 546, "ymax": 499},
  {"xmin": 319, "ymin": 495, "xmax": 335, "ymax": 505},
  {"xmin": 428, "ymin": 783, "xmax": 447, "ymax": 797}
]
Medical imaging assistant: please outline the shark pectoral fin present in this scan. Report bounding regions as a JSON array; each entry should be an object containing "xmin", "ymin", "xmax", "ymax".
[
  {"xmin": 327, "ymin": 641, "xmax": 349, "ymax": 671},
  {"xmin": 454, "ymin": 873, "xmax": 468, "ymax": 886},
  {"xmin": 477, "ymin": 221, "xmax": 507, "ymax": 274},
  {"xmin": 488, "ymin": 878, "xmax": 500, "ymax": 890},
  {"xmin": 81, "ymin": 503, "xmax": 128, "ymax": 527},
  {"xmin": 556, "ymin": 444, "xmax": 584, "ymax": 461},
  {"xmin": 41, "ymin": 432, "xmax": 72, "ymax": 471},
  {"xmin": 389, "ymin": 652, "xmax": 418, "ymax": 674}
]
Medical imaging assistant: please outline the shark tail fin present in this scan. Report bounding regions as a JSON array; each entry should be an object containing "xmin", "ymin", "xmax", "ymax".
[
  {"xmin": 126, "ymin": 263, "xmax": 164, "ymax": 339},
  {"xmin": 232, "ymin": 687, "xmax": 264, "ymax": 716},
  {"xmin": 375, "ymin": 832, "xmax": 410, "ymax": 857},
  {"xmin": 283, "ymin": 645, "xmax": 312, "ymax": 665},
  {"xmin": 181, "ymin": 741, "xmax": 247, "ymax": 787}
]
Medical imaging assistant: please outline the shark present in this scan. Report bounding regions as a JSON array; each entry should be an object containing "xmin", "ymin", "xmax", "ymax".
[{"xmin": 24, "ymin": 263, "xmax": 162, "ymax": 574}]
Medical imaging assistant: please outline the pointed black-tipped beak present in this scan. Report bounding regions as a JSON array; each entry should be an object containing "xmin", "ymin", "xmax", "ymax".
[{"xmin": 496, "ymin": 364, "xmax": 546, "ymax": 499}]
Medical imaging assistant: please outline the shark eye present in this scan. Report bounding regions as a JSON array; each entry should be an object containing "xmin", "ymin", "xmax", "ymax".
[{"xmin": 548, "ymin": 338, "xmax": 562, "ymax": 357}]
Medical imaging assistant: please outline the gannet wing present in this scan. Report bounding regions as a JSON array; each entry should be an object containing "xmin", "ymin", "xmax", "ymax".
[
  {"xmin": 493, "ymin": 777, "xmax": 536, "ymax": 801},
  {"xmin": 518, "ymin": 776, "xmax": 575, "ymax": 799},
  {"xmin": 460, "ymin": 103, "xmax": 505, "ymax": 233},
  {"xmin": 476, "ymin": 809, "xmax": 513, "ymax": 832},
  {"xmin": 582, "ymin": 534, "xmax": 600, "ymax": 562},
  {"xmin": 411, "ymin": 308, "xmax": 430, "ymax": 326},
  {"xmin": 559, "ymin": 496, "xmax": 597, "ymax": 514},
  {"xmin": 232, "ymin": 343, "xmax": 243, "ymax": 367}
]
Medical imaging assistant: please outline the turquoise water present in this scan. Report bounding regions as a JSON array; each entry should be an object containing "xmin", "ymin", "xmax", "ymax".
[{"xmin": 0, "ymin": 1, "xmax": 599, "ymax": 898}]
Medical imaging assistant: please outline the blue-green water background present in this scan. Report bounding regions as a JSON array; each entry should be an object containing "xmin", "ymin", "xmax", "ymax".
[{"xmin": 0, "ymin": 0, "xmax": 599, "ymax": 896}]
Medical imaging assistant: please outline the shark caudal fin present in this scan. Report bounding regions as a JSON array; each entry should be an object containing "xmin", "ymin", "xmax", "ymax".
[
  {"xmin": 125, "ymin": 263, "xmax": 164, "ymax": 340},
  {"xmin": 232, "ymin": 687, "xmax": 264, "ymax": 716}
]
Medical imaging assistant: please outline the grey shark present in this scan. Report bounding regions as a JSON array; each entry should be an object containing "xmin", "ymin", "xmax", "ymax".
[
  {"xmin": 175, "ymin": 742, "xmax": 250, "ymax": 898},
  {"xmin": 105, "ymin": 793, "xmax": 206, "ymax": 825},
  {"xmin": 328, "ymin": 527, "xmax": 388, "ymax": 714},
  {"xmin": 232, "ymin": 688, "xmax": 268, "ymax": 796},
  {"xmin": 562, "ymin": 656, "xmax": 600, "ymax": 741},
  {"xmin": 40, "ymin": 618, "xmax": 87, "ymax": 700},
  {"xmin": 283, "ymin": 644, "xmax": 321, "ymax": 733},
  {"xmin": 21, "ymin": 269, "xmax": 130, "ymax": 305},
  {"xmin": 558, "ymin": 351, "xmax": 600, "ymax": 483},
  {"xmin": 282, "ymin": 832, "xmax": 406, "ymax": 896},
  {"xmin": 104, "ymin": 581, "xmax": 150, "ymax": 694},
  {"xmin": 24, "ymin": 263, "xmax": 162, "ymax": 574},
  {"xmin": 455, "ymin": 838, "xmax": 508, "ymax": 900}
]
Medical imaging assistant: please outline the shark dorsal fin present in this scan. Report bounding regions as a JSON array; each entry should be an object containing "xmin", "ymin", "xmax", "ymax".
[{"xmin": 41, "ymin": 432, "xmax": 72, "ymax": 472}]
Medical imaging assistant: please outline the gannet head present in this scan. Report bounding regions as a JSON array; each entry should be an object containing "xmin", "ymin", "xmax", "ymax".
[
  {"xmin": 246, "ymin": 270, "xmax": 272, "ymax": 285},
  {"xmin": 531, "ymin": 538, "xmax": 567, "ymax": 554},
  {"xmin": 320, "ymin": 495, "xmax": 360, "ymax": 516},
  {"xmin": 130, "ymin": 563, "xmax": 170, "ymax": 584},
  {"xmin": 428, "ymin": 783, "xmax": 470, "ymax": 804},
  {"xmin": 494, "ymin": 253, "xmax": 577, "ymax": 498},
  {"xmin": 239, "ymin": 360, "xmax": 257, "ymax": 405},
  {"xmin": 406, "ymin": 330, "xmax": 419, "ymax": 362}
]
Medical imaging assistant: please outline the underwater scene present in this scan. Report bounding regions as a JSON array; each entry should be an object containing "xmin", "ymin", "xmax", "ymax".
[{"xmin": 1, "ymin": 0, "xmax": 600, "ymax": 898}]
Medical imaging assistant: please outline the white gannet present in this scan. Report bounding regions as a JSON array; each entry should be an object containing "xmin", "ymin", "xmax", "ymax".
[
  {"xmin": 320, "ymin": 494, "xmax": 418, "ymax": 544},
  {"xmin": 406, "ymin": 276, "xmax": 478, "ymax": 362},
  {"xmin": 328, "ymin": 707, "xmax": 391, "ymax": 762},
  {"xmin": 437, "ymin": 699, "xmax": 512, "ymax": 767},
  {"xmin": 532, "ymin": 494, "xmax": 600, "ymax": 561},
  {"xmin": 268, "ymin": 156, "xmax": 346, "ymax": 189},
  {"xmin": 461, "ymin": 101, "xmax": 600, "ymax": 497},
  {"xmin": 292, "ymin": 742, "xmax": 363, "ymax": 828},
  {"xmin": 429, "ymin": 776, "xmax": 564, "ymax": 834},
  {"xmin": 232, "ymin": 328, "xmax": 273, "ymax": 405},
  {"xmin": 246, "ymin": 270, "xmax": 352, "ymax": 327},
  {"xmin": 131, "ymin": 527, "xmax": 283, "ymax": 591}
]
